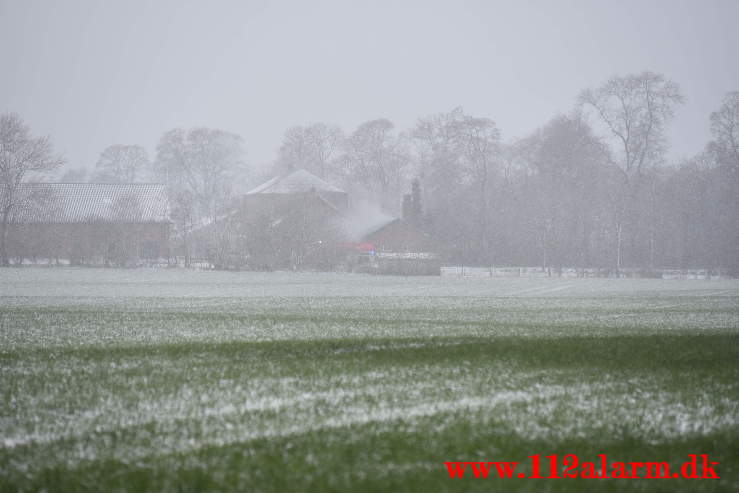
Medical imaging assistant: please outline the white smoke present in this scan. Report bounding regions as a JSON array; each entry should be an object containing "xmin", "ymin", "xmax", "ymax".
[{"xmin": 341, "ymin": 199, "xmax": 395, "ymax": 241}]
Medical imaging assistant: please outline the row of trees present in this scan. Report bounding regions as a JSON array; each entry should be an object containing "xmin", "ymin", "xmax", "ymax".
[
  {"xmin": 0, "ymin": 115, "xmax": 248, "ymax": 266},
  {"xmin": 271, "ymin": 74, "xmax": 736, "ymax": 274},
  {"xmin": 2, "ymin": 70, "xmax": 737, "ymax": 272}
]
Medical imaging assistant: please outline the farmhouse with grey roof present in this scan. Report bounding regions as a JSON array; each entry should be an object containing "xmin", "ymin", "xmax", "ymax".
[{"xmin": 1, "ymin": 183, "xmax": 170, "ymax": 265}]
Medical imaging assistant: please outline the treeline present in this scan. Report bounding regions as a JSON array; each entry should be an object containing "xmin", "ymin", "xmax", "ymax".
[
  {"xmin": 267, "ymin": 72, "xmax": 737, "ymax": 274},
  {"xmin": 3, "ymin": 71, "xmax": 738, "ymax": 273}
]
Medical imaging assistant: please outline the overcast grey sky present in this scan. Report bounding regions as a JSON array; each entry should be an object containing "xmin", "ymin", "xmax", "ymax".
[{"xmin": 1, "ymin": 0, "xmax": 737, "ymax": 175}]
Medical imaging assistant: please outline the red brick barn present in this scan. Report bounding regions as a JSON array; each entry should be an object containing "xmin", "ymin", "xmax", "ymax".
[
  {"xmin": 363, "ymin": 219, "xmax": 441, "ymax": 275},
  {"xmin": 3, "ymin": 183, "xmax": 170, "ymax": 266}
]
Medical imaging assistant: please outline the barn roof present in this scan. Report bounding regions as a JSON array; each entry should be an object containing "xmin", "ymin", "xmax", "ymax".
[
  {"xmin": 246, "ymin": 169, "xmax": 345, "ymax": 195},
  {"xmin": 363, "ymin": 218, "xmax": 400, "ymax": 237},
  {"xmin": 3, "ymin": 183, "xmax": 170, "ymax": 224}
]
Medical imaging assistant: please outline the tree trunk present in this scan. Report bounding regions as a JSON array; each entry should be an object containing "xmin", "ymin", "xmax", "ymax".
[
  {"xmin": 615, "ymin": 221, "xmax": 623, "ymax": 277},
  {"xmin": 0, "ymin": 212, "xmax": 9, "ymax": 266},
  {"xmin": 648, "ymin": 180, "xmax": 657, "ymax": 271},
  {"xmin": 479, "ymin": 178, "xmax": 488, "ymax": 263}
]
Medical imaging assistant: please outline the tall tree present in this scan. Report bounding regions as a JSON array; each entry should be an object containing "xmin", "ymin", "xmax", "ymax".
[
  {"xmin": 705, "ymin": 91, "xmax": 739, "ymax": 273},
  {"xmin": 276, "ymin": 123, "xmax": 344, "ymax": 179},
  {"xmin": 412, "ymin": 108, "xmax": 501, "ymax": 263},
  {"xmin": 92, "ymin": 145, "xmax": 149, "ymax": 183},
  {"xmin": 0, "ymin": 113, "xmax": 64, "ymax": 265},
  {"xmin": 153, "ymin": 127, "xmax": 246, "ymax": 265},
  {"xmin": 708, "ymin": 91, "xmax": 739, "ymax": 168},
  {"xmin": 341, "ymin": 119, "xmax": 410, "ymax": 212},
  {"xmin": 412, "ymin": 108, "xmax": 469, "ymax": 261},
  {"xmin": 516, "ymin": 114, "xmax": 611, "ymax": 271},
  {"xmin": 154, "ymin": 127, "xmax": 245, "ymax": 221},
  {"xmin": 457, "ymin": 114, "xmax": 501, "ymax": 261},
  {"xmin": 579, "ymin": 71, "xmax": 683, "ymax": 272}
]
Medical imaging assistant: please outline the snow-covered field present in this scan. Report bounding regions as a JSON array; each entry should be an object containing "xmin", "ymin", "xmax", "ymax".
[
  {"xmin": 1, "ymin": 268, "xmax": 738, "ymax": 492},
  {"xmin": 3, "ymin": 267, "xmax": 738, "ymax": 298}
]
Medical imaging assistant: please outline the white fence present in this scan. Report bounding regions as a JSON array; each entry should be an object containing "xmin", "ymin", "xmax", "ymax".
[{"xmin": 440, "ymin": 266, "xmax": 730, "ymax": 279}]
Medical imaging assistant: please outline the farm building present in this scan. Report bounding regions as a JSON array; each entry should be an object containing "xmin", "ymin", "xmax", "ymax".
[
  {"xmin": 244, "ymin": 168, "xmax": 349, "ymax": 213},
  {"xmin": 362, "ymin": 218, "xmax": 441, "ymax": 275},
  {"xmin": 225, "ymin": 170, "xmax": 442, "ymax": 274},
  {"xmin": 193, "ymin": 169, "xmax": 349, "ymax": 270},
  {"xmin": 1, "ymin": 183, "xmax": 170, "ymax": 265},
  {"xmin": 242, "ymin": 169, "xmax": 348, "ymax": 270},
  {"xmin": 345, "ymin": 182, "xmax": 440, "ymax": 275}
]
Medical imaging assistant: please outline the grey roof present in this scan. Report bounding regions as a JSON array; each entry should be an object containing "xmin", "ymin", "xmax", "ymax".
[
  {"xmin": 3, "ymin": 183, "xmax": 170, "ymax": 224},
  {"xmin": 363, "ymin": 217, "xmax": 400, "ymax": 237},
  {"xmin": 246, "ymin": 169, "xmax": 346, "ymax": 195}
]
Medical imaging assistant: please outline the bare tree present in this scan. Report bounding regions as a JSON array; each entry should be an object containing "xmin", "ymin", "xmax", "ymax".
[
  {"xmin": 153, "ymin": 127, "xmax": 246, "ymax": 265},
  {"xmin": 154, "ymin": 128, "xmax": 245, "ymax": 220},
  {"xmin": 92, "ymin": 145, "xmax": 149, "ymax": 183},
  {"xmin": 277, "ymin": 126, "xmax": 311, "ymax": 174},
  {"xmin": 457, "ymin": 115, "xmax": 500, "ymax": 261},
  {"xmin": 0, "ymin": 113, "xmax": 64, "ymax": 265},
  {"xmin": 277, "ymin": 123, "xmax": 344, "ymax": 179},
  {"xmin": 703, "ymin": 91, "xmax": 739, "ymax": 274},
  {"xmin": 411, "ymin": 108, "xmax": 503, "ymax": 262},
  {"xmin": 579, "ymin": 71, "xmax": 684, "ymax": 273},
  {"xmin": 341, "ymin": 119, "xmax": 411, "ymax": 212},
  {"xmin": 412, "ymin": 108, "xmax": 469, "ymax": 260},
  {"xmin": 413, "ymin": 107, "xmax": 466, "ymax": 190},
  {"xmin": 708, "ymin": 91, "xmax": 739, "ymax": 168},
  {"xmin": 517, "ymin": 114, "xmax": 611, "ymax": 272}
]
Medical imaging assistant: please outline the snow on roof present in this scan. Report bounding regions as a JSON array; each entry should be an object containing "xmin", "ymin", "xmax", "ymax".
[
  {"xmin": 4, "ymin": 183, "xmax": 170, "ymax": 224},
  {"xmin": 246, "ymin": 169, "xmax": 345, "ymax": 195}
]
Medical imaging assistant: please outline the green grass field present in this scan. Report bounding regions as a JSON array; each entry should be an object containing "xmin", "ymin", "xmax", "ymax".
[{"xmin": 1, "ymin": 269, "xmax": 738, "ymax": 492}]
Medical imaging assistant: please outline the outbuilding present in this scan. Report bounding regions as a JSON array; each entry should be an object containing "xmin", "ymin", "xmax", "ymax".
[{"xmin": 2, "ymin": 183, "xmax": 170, "ymax": 265}]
